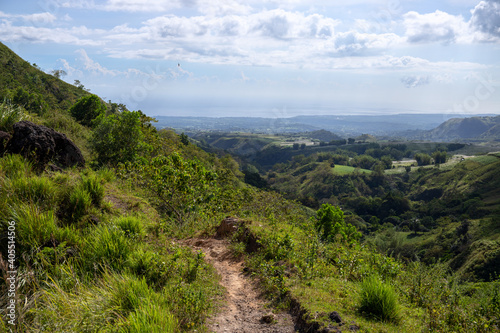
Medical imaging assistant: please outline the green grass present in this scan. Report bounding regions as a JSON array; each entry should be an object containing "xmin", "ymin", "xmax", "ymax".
[
  {"xmin": 332, "ymin": 164, "xmax": 372, "ymax": 175},
  {"xmin": 471, "ymin": 155, "xmax": 499, "ymax": 165}
]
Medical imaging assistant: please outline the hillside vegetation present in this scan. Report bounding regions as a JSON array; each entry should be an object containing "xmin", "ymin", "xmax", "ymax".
[{"xmin": 0, "ymin": 42, "xmax": 499, "ymax": 332}]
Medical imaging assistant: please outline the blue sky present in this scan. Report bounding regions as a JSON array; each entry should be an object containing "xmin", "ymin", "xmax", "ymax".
[{"xmin": 1, "ymin": 0, "xmax": 499, "ymax": 117}]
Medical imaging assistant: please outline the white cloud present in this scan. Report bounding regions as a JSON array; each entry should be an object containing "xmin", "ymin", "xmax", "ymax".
[
  {"xmin": 76, "ymin": 49, "xmax": 120, "ymax": 75},
  {"xmin": 0, "ymin": 20, "xmax": 103, "ymax": 45},
  {"xmin": 403, "ymin": 10, "xmax": 470, "ymax": 44},
  {"xmin": 401, "ymin": 75, "xmax": 430, "ymax": 88},
  {"xmin": 102, "ymin": 0, "xmax": 181, "ymax": 12},
  {"xmin": 470, "ymin": 0, "xmax": 500, "ymax": 42}
]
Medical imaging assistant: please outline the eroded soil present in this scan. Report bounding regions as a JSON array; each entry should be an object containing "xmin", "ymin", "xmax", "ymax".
[{"xmin": 185, "ymin": 238, "xmax": 296, "ymax": 333}]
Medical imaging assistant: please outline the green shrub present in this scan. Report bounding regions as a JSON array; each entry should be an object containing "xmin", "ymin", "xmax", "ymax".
[
  {"xmin": 316, "ymin": 203, "xmax": 361, "ymax": 246},
  {"xmin": 69, "ymin": 94, "xmax": 106, "ymax": 127},
  {"xmin": 359, "ymin": 276, "xmax": 400, "ymax": 322}
]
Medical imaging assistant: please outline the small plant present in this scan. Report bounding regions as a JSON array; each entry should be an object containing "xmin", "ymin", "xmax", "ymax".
[
  {"xmin": 0, "ymin": 100, "xmax": 26, "ymax": 131},
  {"xmin": 359, "ymin": 276, "xmax": 400, "ymax": 322}
]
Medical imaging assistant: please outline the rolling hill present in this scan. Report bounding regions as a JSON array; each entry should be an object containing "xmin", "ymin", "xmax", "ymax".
[{"xmin": 421, "ymin": 115, "xmax": 500, "ymax": 141}]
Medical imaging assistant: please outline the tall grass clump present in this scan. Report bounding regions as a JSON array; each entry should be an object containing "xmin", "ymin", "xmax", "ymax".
[
  {"xmin": 116, "ymin": 216, "xmax": 145, "ymax": 239},
  {"xmin": 81, "ymin": 174, "xmax": 105, "ymax": 207},
  {"xmin": 84, "ymin": 224, "xmax": 131, "ymax": 271},
  {"xmin": 359, "ymin": 275, "xmax": 400, "ymax": 322},
  {"xmin": 9, "ymin": 203, "xmax": 57, "ymax": 251},
  {"xmin": 0, "ymin": 101, "xmax": 26, "ymax": 131},
  {"xmin": 0, "ymin": 154, "xmax": 33, "ymax": 179},
  {"xmin": 121, "ymin": 303, "xmax": 178, "ymax": 333},
  {"xmin": 67, "ymin": 187, "xmax": 92, "ymax": 223},
  {"xmin": 11, "ymin": 176, "xmax": 57, "ymax": 208}
]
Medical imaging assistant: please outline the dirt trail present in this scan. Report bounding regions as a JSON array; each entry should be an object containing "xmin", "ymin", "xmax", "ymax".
[{"xmin": 186, "ymin": 238, "xmax": 296, "ymax": 333}]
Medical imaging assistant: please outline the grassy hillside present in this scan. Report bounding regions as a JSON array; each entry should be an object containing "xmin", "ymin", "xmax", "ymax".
[
  {"xmin": 424, "ymin": 115, "xmax": 500, "ymax": 141},
  {"xmin": 0, "ymin": 42, "xmax": 89, "ymax": 113}
]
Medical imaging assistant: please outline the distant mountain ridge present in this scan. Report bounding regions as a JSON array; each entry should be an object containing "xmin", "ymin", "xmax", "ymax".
[
  {"xmin": 421, "ymin": 115, "xmax": 500, "ymax": 141},
  {"xmin": 155, "ymin": 113, "xmax": 496, "ymax": 137}
]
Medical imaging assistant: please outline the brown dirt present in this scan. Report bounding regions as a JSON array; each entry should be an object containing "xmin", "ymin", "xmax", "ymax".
[{"xmin": 185, "ymin": 238, "xmax": 297, "ymax": 333}]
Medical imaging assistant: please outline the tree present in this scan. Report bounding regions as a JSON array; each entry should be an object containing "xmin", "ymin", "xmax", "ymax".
[
  {"xmin": 50, "ymin": 69, "xmax": 67, "ymax": 79},
  {"xmin": 70, "ymin": 95, "xmax": 106, "ymax": 127},
  {"xmin": 315, "ymin": 204, "xmax": 361, "ymax": 246},
  {"xmin": 90, "ymin": 110, "xmax": 145, "ymax": 165},
  {"xmin": 180, "ymin": 133, "xmax": 190, "ymax": 146},
  {"xmin": 432, "ymin": 151, "xmax": 447, "ymax": 165},
  {"xmin": 415, "ymin": 153, "xmax": 432, "ymax": 166}
]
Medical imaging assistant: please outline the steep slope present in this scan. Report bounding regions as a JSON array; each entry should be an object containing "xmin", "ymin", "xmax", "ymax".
[{"xmin": 0, "ymin": 42, "xmax": 89, "ymax": 113}]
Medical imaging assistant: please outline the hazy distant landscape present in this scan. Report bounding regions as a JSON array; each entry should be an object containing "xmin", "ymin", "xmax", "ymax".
[{"xmin": 156, "ymin": 113, "xmax": 500, "ymax": 142}]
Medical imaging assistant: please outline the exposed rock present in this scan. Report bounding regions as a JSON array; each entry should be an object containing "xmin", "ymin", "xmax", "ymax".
[
  {"xmin": 329, "ymin": 311, "xmax": 343, "ymax": 325},
  {"xmin": 216, "ymin": 216, "xmax": 241, "ymax": 238},
  {"xmin": 261, "ymin": 313, "xmax": 276, "ymax": 324},
  {"xmin": 0, "ymin": 131, "xmax": 11, "ymax": 155},
  {"xmin": 4, "ymin": 121, "xmax": 84, "ymax": 169}
]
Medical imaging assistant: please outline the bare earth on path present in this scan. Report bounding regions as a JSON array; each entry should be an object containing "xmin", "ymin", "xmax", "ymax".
[{"xmin": 186, "ymin": 238, "xmax": 297, "ymax": 333}]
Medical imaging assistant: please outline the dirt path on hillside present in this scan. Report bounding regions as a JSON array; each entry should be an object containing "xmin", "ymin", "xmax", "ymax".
[{"xmin": 185, "ymin": 238, "xmax": 297, "ymax": 333}]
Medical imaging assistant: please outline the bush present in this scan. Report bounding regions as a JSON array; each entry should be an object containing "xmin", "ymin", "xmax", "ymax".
[
  {"xmin": 316, "ymin": 203, "xmax": 361, "ymax": 246},
  {"xmin": 69, "ymin": 94, "xmax": 106, "ymax": 127},
  {"xmin": 359, "ymin": 276, "xmax": 400, "ymax": 322},
  {"xmin": 90, "ymin": 110, "xmax": 145, "ymax": 165}
]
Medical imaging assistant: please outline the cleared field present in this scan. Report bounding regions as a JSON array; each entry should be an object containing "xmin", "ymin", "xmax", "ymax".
[{"xmin": 332, "ymin": 165, "xmax": 372, "ymax": 175}]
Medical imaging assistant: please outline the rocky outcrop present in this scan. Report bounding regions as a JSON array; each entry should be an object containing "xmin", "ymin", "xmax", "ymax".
[{"xmin": 2, "ymin": 121, "xmax": 84, "ymax": 169}]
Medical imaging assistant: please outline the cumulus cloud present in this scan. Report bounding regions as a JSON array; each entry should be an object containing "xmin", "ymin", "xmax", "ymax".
[
  {"xmin": 0, "ymin": 20, "xmax": 103, "ymax": 45},
  {"xmin": 470, "ymin": 0, "xmax": 500, "ymax": 41},
  {"xmin": 330, "ymin": 31, "xmax": 401, "ymax": 56},
  {"xmin": 400, "ymin": 75, "xmax": 430, "ymax": 88},
  {"xmin": 403, "ymin": 10, "xmax": 469, "ymax": 44}
]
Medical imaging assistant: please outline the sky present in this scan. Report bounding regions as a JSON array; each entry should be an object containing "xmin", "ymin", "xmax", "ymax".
[{"xmin": 1, "ymin": 0, "xmax": 500, "ymax": 118}]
